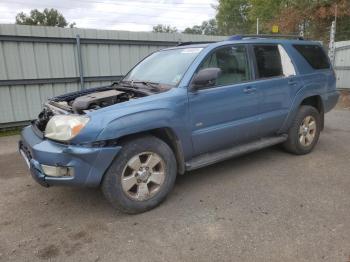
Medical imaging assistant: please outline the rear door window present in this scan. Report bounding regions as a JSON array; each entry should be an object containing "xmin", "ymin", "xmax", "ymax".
[
  {"xmin": 253, "ymin": 45, "xmax": 284, "ymax": 79},
  {"xmin": 293, "ymin": 44, "xmax": 330, "ymax": 70}
]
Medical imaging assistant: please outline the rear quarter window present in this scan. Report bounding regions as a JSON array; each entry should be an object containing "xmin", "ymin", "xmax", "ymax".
[{"xmin": 293, "ymin": 44, "xmax": 330, "ymax": 70}]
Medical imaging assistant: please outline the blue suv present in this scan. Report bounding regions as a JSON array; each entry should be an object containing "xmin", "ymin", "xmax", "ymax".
[{"xmin": 19, "ymin": 36, "xmax": 339, "ymax": 213}]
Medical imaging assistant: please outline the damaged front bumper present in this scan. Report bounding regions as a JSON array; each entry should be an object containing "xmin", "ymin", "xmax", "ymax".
[{"xmin": 19, "ymin": 125, "xmax": 121, "ymax": 187}]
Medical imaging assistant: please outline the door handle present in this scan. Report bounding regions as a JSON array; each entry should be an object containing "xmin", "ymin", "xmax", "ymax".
[
  {"xmin": 288, "ymin": 78, "xmax": 298, "ymax": 86},
  {"xmin": 243, "ymin": 87, "xmax": 257, "ymax": 94}
]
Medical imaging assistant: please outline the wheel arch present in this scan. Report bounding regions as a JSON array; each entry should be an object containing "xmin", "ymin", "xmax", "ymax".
[
  {"xmin": 117, "ymin": 127, "xmax": 186, "ymax": 175},
  {"xmin": 280, "ymin": 92, "xmax": 325, "ymax": 133}
]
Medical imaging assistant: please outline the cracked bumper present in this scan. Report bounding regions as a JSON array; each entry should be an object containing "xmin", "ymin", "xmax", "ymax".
[{"xmin": 19, "ymin": 126, "xmax": 121, "ymax": 187}]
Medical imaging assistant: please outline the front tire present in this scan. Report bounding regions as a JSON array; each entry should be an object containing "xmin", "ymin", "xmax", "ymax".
[
  {"xmin": 102, "ymin": 135, "xmax": 177, "ymax": 214},
  {"xmin": 283, "ymin": 105, "xmax": 321, "ymax": 155}
]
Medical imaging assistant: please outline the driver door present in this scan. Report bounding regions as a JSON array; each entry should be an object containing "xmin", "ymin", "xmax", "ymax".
[{"xmin": 188, "ymin": 45, "xmax": 261, "ymax": 156}]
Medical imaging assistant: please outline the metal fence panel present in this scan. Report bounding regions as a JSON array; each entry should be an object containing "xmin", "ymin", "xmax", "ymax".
[
  {"xmin": 0, "ymin": 24, "xmax": 226, "ymax": 126},
  {"xmin": 334, "ymin": 41, "xmax": 350, "ymax": 90}
]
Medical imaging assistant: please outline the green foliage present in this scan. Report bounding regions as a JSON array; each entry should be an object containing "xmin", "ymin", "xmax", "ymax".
[
  {"xmin": 152, "ymin": 24, "xmax": 178, "ymax": 33},
  {"xmin": 247, "ymin": 0, "xmax": 284, "ymax": 32},
  {"xmin": 183, "ymin": 19, "xmax": 219, "ymax": 35},
  {"xmin": 214, "ymin": 0, "xmax": 350, "ymax": 41},
  {"xmin": 215, "ymin": 0, "xmax": 252, "ymax": 35},
  {"xmin": 15, "ymin": 8, "xmax": 74, "ymax": 28},
  {"xmin": 336, "ymin": 16, "xmax": 350, "ymax": 41},
  {"xmin": 0, "ymin": 127, "xmax": 21, "ymax": 137},
  {"xmin": 183, "ymin": 25, "xmax": 202, "ymax": 35}
]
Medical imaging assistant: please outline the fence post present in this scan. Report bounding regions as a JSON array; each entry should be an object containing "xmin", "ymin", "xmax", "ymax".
[{"xmin": 76, "ymin": 34, "xmax": 85, "ymax": 90}]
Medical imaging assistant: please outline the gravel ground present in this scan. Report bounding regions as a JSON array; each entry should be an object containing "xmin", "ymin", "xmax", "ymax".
[{"xmin": 0, "ymin": 109, "xmax": 349, "ymax": 262}]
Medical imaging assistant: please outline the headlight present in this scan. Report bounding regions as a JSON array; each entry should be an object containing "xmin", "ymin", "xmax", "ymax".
[{"xmin": 45, "ymin": 115, "xmax": 89, "ymax": 141}]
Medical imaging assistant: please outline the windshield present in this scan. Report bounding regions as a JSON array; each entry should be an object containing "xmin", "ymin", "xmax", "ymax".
[{"xmin": 123, "ymin": 47, "xmax": 203, "ymax": 86}]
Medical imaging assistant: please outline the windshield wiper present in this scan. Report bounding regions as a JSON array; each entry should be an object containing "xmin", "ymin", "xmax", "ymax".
[
  {"xmin": 120, "ymin": 80, "xmax": 162, "ymax": 92},
  {"xmin": 132, "ymin": 81, "xmax": 162, "ymax": 92},
  {"xmin": 119, "ymin": 80, "xmax": 139, "ymax": 89}
]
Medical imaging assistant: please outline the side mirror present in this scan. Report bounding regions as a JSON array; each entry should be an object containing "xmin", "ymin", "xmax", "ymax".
[{"xmin": 192, "ymin": 68, "xmax": 222, "ymax": 90}]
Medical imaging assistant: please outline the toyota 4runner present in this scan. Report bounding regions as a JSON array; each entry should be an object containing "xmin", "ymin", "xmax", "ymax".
[{"xmin": 19, "ymin": 36, "xmax": 339, "ymax": 213}]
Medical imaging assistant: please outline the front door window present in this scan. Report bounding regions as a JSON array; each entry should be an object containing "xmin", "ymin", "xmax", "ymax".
[{"xmin": 199, "ymin": 45, "xmax": 251, "ymax": 87}]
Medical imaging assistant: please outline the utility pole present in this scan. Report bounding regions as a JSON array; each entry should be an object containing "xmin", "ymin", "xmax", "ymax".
[
  {"xmin": 328, "ymin": 4, "xmax": 337, "ymax": 65},
  {"xmin": 256, "ymin": 18, "xmax": 259, "ymax": 35}
]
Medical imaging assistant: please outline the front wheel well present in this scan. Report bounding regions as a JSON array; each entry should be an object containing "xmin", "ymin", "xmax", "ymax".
[
  {"xmin": 300, "ymin": 95, "xmax": 324, "ymax": 130},
  {"xmin": 117, "ymin": 128, "xmax": 185, "ymax": 175}
]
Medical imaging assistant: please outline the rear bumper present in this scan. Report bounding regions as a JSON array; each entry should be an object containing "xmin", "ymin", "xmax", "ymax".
[
  {"xmin": 324, "ymin": 90, "xmax": 340, "ymax": 113},
  {"xmin": 19, "ymin": 125, "xmax": 121, "ymax": 187}
]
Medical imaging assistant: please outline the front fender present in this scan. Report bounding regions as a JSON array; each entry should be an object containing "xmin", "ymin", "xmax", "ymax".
[
  {"xmin": 98, "ymin": 108, "xmax": 178, "ymax": 140},
  {"xmin": 96, "ymin": 107, "xmax": 193, "ymax": 160}
]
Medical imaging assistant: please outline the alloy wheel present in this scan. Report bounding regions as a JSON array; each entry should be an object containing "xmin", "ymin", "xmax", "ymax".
[
  {"xmin": 298, "ymin": 115, "xmax": 317, "ymax": 147},
  {"xmin": 121, "ymin": 152, "xmax": 166, "ymax": 201}
]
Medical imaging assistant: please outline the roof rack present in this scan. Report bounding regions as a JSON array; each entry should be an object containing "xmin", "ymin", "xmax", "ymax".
[
  {"xmin": 176, "ymin": 34, "xmax": 303, "ymax": 47},
  {"xmin": 177, "ymin": 41, "xmax": 216, "ymax": 46},
  {"xmin": 227, "ymin": 34, "xmax": 304, "ymax": 41}
]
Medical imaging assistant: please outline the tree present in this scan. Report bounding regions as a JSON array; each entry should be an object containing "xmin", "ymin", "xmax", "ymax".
[
  {"xmin": 152, "ymin": 24, "xmax": 178, "ymax": 33},
  {"xmin": 271, "ymin": 0, "xmax": 350, "ymax": 42},
  {"xmin": 214, "ymin": 0, "xmax": 350, "ymax": 42},
  {"xmin": 183, "ymin": 19, "xmax": 219, "ymax": 35},
  {"xmin": 183, "ymin": 25, "xmax": 203, "ymax": 35},
  {"xmin": 247, "ymin": 0, "xmax": 284, "ymax": 33},
  {"xmin": 15, "ymin": 8, "xmax": 75, "ymax": 28},
  {"xmin": 215, "ymin": 0, "xmax": 252, "ymax": 35}
]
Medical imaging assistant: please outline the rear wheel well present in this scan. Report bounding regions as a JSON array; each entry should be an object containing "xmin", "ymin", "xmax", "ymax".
[
  {"xmin": 117, "ymin": 128, "xmax": 185, "ymax": 175},
  {"xmin": 301, "ymin": 96, "xmax": 324, "ymax": 130}
]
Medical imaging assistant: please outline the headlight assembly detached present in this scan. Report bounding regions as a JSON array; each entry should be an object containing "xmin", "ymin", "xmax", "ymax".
[{"xmin": 45, "ymin": 115, "xmax": 89, "ymax": 141}]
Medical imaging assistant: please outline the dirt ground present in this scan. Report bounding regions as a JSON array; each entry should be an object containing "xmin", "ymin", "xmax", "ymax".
[
  {"xmin": 0, "ymin": 109, "xmax": 350, "ymax": 262},
  {"xmin": 336, "ymin": 90, "xmax": 350, "ymax": 110}
]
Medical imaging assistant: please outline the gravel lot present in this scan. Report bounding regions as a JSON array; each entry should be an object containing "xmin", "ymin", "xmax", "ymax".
[{"xmin": 0, "ymin": 109, "xmax": 349, "ymax": 262}]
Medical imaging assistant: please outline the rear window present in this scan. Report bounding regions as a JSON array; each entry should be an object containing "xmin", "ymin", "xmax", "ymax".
[
  {"xmin": 253, "ymin": 45, "xmax": 284, "ymax": 79},
  {"xmin": 293, "ymin": 44, "xmax": 330, "ymax": 70}
]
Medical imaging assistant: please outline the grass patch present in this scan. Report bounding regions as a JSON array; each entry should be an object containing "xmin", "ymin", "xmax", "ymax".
[{"xmin": 0, "ymin": 127, "xmax": 22, "ymax": 137}]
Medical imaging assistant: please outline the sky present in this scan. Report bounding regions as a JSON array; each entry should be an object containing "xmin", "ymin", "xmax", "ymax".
[{"xmin": 0, "ymin": 0, "xmax": 218, "ymax": 32}]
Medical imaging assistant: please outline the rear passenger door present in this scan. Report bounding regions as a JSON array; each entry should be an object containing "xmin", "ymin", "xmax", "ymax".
[{"xmin": 250, "ymin": 44, "xmax": 300, "ymax": 137}]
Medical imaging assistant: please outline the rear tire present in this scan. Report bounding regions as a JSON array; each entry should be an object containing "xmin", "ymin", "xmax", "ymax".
[
  {"xmin": 102, "ymin": 135, "xmax": 177, "ymax": 214},
  {"xmin": 283, "ymin": 105, "xmax": 321, "ymax": 155}
]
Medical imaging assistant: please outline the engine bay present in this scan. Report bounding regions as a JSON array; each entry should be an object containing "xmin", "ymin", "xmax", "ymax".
[
  {"xmin": 34, "ymin": 85, "xmax": 148, "ymax": 132},
  {"xmin": 71, "ymin": 90, "xmax": 127, "ymax": 113},
  {"xmin": 50, "ymin": 86, "xmax": 147, "ymax": 113}
]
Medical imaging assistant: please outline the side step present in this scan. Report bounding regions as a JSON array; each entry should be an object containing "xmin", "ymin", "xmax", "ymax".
[{"xmin": 185, "ymin": 135, "xmax": 287, "ymax": 171}]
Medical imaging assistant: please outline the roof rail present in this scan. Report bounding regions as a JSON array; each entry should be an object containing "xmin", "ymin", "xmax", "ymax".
[
  {"xmin": 177, "ymin": 41, "xmax": 216, "ymax": 46},
  {"xmin": 227, "ymin": 34, "xmax": 304, "ymax": 41}
]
